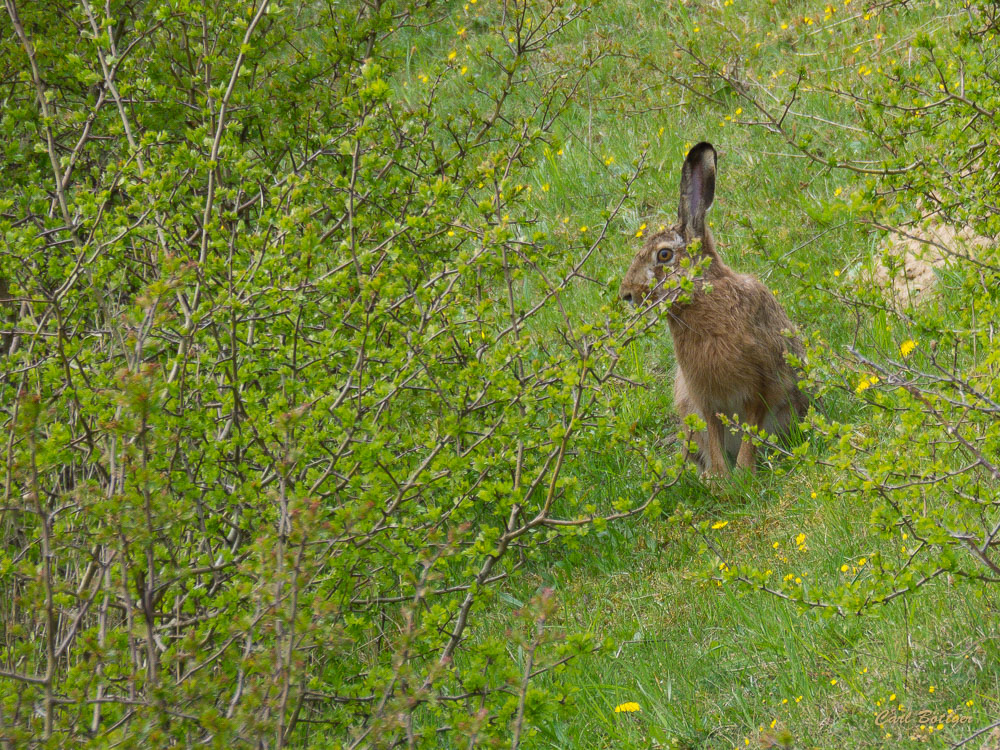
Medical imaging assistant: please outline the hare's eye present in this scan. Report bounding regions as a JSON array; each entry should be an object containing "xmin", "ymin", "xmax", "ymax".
[{"xmin": 656, "ymin": 247, "xmax": 674, "ymax": 264}]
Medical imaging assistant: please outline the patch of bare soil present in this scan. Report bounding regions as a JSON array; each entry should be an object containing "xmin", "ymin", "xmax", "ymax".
[{"xmin": 873, "ymin": 219, "xmax": 989, "ymax": 307}]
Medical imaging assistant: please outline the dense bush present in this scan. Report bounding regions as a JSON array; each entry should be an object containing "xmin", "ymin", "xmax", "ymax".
[{"xmin": 0, "ymin": 0, "xmax": 672, "ymax": 745}]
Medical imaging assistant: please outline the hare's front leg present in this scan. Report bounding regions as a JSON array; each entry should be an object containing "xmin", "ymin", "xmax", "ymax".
[
  {"xmin": 704, "ymin": 412, "xmax": 729, "ymax": 476},
  {"xmin": 735, "ymin": 400, "xmax": 766, "ymax": 472},
  {"xmin": 674, "ymin": 369, "xmax": 709, "ymax": 472}
]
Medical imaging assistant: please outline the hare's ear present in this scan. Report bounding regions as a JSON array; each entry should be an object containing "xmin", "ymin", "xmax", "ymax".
[{"xmin": 677, "ymin": 142, "xmax": 717, "ymax": 239}]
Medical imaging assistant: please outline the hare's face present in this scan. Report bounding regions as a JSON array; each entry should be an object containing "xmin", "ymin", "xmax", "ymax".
[
  {"xmin": 619, "ymin": 141, "xmax": 717, "ymax": 308},
  {"xmin": 618, "ymin": 228, "xmax": 689, "ymax": 306}
]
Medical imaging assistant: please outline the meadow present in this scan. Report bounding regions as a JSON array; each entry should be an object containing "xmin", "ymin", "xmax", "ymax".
[{"xmin": 420, "ymin": 0, "xmax": 1000, "ymax": 746}]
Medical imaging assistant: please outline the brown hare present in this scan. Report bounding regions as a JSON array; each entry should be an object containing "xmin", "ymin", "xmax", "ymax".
[{"xmin": 619, "ymin": 142, "xmax": 808, "ymax": 476}]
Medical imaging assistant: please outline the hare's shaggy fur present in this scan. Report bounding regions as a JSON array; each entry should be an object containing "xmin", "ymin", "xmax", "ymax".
[{"xmin": 619, "ymin": 142, "xmax": 807, "ymax": 475}]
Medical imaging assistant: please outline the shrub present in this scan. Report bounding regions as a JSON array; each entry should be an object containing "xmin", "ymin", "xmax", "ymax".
[{"xmin": 0, "ymin": 0, "xmax": 671, "ymax": 745}]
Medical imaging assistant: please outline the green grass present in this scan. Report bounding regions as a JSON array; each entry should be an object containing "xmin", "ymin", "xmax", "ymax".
[{"xmin": 413, "ymin": 0, "xmax": 1000, "ymax": 746}]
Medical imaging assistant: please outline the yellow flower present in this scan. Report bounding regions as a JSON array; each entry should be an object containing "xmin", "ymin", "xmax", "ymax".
[
  {"xmin": 541, "ymin": 183, "xmax": 550, "ymax": 192},
  {"xmin": 448, "ymin": 50, "xmax": 457, "ymax": 60},
  {"xmin": 604, "ymin": 155, "xmax": 615, "ymax": 165},
  {"xmin": 810, "ymin": 491, "xmax": 817, "ymax": 499},
  {"xmin": 614, "ymin": 702, "xmax": 641, "ymax": 713},
  {"xmin": 795, "ymin": 695, "xmax": 802, "ymax": 703},
  {"xmin": 772, "ymin": 541, "xmax": 780, "ymax": 548},
  {"xmin": 841, "ymin": 564, "xmax": 849, "ymax": 572},
  {"xmin": 579, "ymin": 226, "xmax": 588, "ymax": 233},
  {"xmin": 899, "ymin": 339, "xmax": 916, "ymax": 357},
  {"xmin": 834, "ymin": 187, "xmax": 843, "ymax": 196},
  {"xmin": 855, "ymin": 375, "xmax": 878, "ymax": 394},
  {"xmin": 858, "ymin": 557, "xmax": 867, "ymax": 566},
  {"xmin": 889, "ymin": 694, "xmax": 896, "ymax": 701},
  {"xmin": 457, "ymin": 26, "xmax": 466, "ymax": 36},
  {"xmin": 781, "ymin": 22, "xmax": 789, "ymax": 30},
  {"xmin": 635, "ymin": 223, "xmax": 647, "ymax": 238},
  {"xmin": 795, "ymin": 533, "xmax": 806, "ymax": 547},
  {"xmin": 831, "ymin": 679, "xmax": 838, "ymax": 685},
  {"xmin": 929, "ymin": 686, "xmax": 935, "ymax": 693},
  {"xmin": 712, "ymin": 520, "xmax": 729, "ymax": 530},
  {"xmin": 460, "ymin": 66, "xmax": 468, "ymax": 75}
]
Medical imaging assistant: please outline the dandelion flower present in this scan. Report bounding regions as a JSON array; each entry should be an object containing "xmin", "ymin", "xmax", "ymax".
[
  {"xmin": 614, "ymin": 702, "xmax": 641, "ymax": 713},
  {"xmin": 712, "ymin": 520, "xmax": 729, "ymax": 530},
  {"xmin": 900, "ymin": 339, "xmax": 916, "ymax": 357}
]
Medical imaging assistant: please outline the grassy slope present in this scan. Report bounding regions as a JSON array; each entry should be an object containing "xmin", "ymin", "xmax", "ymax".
[{"xmin": 419, "ymin": 0, "xmax": 1000, "ymax": 747}]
